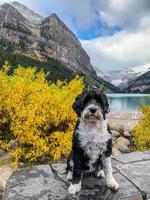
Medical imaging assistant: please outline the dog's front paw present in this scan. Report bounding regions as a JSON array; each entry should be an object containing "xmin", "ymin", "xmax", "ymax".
[
  {"xmin": 106, "ymin": 178, "xmax": 119, "ymax": 191},
  {"xmin": 68, "ymin": 183, "xmax": 81, "ymax": 195},
  {"xmin": 96, "ymin": 169, "xmax": 105, "ymax": 178},
  {"xmin": 66, "ymin": 171, "xmax": 73, "ymax": 181}
]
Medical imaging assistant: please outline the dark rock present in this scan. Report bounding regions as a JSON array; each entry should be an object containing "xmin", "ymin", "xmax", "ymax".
[
  {"xmin": 4, "ymin": 159, "xmax": 145, "ymax": 200},
  {"xmin": 4, "ymin": 165, "xmax": 73, "ymax": 200},
  {"xmin": 80, "ymin": 172, "xmax": 142, "ymax": 200},
  {"xmin": 122, "ymin": 129, "xmax": 132, "ymax": 138}
]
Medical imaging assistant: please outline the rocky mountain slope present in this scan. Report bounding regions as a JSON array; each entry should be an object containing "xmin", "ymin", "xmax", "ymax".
[
  {"xmin": 0, "ymin": 2, "xmax": 95, "ymax": 75},
  {"xmin": 0, "ymin": 2, "xmax": 121, "ymax": 92},
  {"xmin": 126, "ymin": 71, "xmax": 150, "ymax": 93}
]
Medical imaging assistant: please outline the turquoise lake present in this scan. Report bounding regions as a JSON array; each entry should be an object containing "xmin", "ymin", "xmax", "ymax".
[{"xmin": 107, "ymin": 94, "xmax": 150, "ymax": 112}]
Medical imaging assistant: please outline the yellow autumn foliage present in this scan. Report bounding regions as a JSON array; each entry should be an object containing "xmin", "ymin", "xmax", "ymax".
[
  {"xmin": 0, "ymin": 62, "xmax": 84, "ymax": 167},
  {"xmin": 132, "ymin": 103, "xmax": 150, "ymax": 151}
]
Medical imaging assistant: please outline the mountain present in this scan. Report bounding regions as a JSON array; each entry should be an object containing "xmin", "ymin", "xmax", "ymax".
[
  {"xmin": 0, "ymin": 2, "xmax": 95, "ymax": 75},
  {"xmin": 96, "ymin": 64, "xmax": 150, "ymax": 89},
  {"xmin": 126, "ymin": 71, "xmax": 150, "ymax": 93},
  {"xmin": 0, "ymin": 2, "xmax": 121, "ymax": 92}
]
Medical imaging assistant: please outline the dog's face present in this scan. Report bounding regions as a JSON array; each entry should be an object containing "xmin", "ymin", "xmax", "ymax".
[
  {"xmin": 81, "ymin": 99, "xmax": 103, "ymax": 122},
  {"xmin": 72, "ymin": 88, "xmax": 110, "ymax": 121}
]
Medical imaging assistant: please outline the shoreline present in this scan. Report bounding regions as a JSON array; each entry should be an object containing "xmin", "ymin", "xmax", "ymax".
[
  {"xmin": 107, "ymin": 93, "xmax": 150, "ymax": 97},
  {"xmin": 108, "ymin": 111, "xmax": 143, "ymax": 128},
  {"xmin": 108, "ymin": 111, "xmax": 143, "ymax": 120}
]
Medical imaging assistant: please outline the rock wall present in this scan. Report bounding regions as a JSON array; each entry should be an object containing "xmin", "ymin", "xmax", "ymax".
[{"xmin": 126, "ymin": 71, "xmax": 150, "ymax": 93}]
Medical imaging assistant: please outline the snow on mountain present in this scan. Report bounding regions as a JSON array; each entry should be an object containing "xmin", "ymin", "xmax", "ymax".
[
  {"xmin": 111, "ymin": 79, "xmax": 122, "ymax": 86},
  {"xmin": 11, "ymin": 2, "xmax": 43, "ymax": 25},
  {"xmin": 95, "ymin": 63, "xmax": 150, "ymax": 88},
  {"xmin": 94, "ymin": 67, "xmax": 105, "ymax": 77},
  {"xmin": 126, "ymin": 63, "xmax": 150, "ymax": 75}
]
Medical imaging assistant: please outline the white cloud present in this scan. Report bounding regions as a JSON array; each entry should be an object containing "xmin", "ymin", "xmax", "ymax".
[
  {"xmin": 81, "ymin": 27, "xmax": 150, "ymax": 70},
  {"xmin": 80, "ymin": 0, "xmax": 150, "ymax": 70},
  {"xmin": 95, "ymin": 0, "xmax": 150, "ymax": 30}
]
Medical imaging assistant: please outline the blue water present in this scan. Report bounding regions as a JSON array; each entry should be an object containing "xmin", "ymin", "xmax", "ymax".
[{"xmin": 107, "ymin": 94, "xmax": 150, "ymax": 112}]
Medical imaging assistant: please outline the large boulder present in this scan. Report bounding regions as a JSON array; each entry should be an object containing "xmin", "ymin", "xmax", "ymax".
[
  {"xmin": 111, "ymin": 130, "xmax": 121, "ymax": 138},
  {"xmin": 113, "ymin": 137, "xmax": 130, "ymax": 154}
]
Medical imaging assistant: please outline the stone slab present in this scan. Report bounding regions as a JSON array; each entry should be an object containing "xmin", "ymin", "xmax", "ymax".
[
  {"xmin": 116, "ymin": 160, "xmax": 150, "ymax": 200},
  {"xmin": 51, "ymin": 163, "xmax": 66, "ymax": 175},
  {"xmin": 4, "ymin": 164, "xmax": 143, "ymax": 200},
  {"xmin": 4, "ymin": 150, "xmax": 150, "ymax": 200},
  {"xmin": 80, "ymin": 172, "xmax": 142, "ymax": 200},
  {"xmin": 114, "ymin": 152, "xmax": 150, "ymax": 164},
  {"xmin": 46, "ymin": 163, "xmax": 143, "ymax": 200},
  {"xmin": 51, "ymin": 162, "xmax": 118, "ymax": 183},
  {"xmin": 145, "ymin": 151, "xmax": 150, "ymax": 154},
  {"xmin": 4, "ymin": 165, "xmax": 73, "ymax": 200}
]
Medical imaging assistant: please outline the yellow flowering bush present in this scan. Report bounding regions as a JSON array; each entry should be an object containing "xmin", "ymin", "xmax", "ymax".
[
  {"xmin": 132, "ymin": 104, "xmax": 150, "ymax": 151},
  {"xmin": 0, "ymin": 62, "xmax": 84, "ymax": 167}
]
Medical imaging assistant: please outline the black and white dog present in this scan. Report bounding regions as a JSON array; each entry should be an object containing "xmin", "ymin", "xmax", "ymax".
[{"xmin": 66, "ymin": 88, "xmax": 119, "ymax": 195}]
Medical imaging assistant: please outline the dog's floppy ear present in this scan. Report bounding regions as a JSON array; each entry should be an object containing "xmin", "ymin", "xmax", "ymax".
[
  {"xmin": 94, "ymin": 88, "xmax": 110, "ymax": 119},
  {"xmin": 100, "ymin": 90, "xmax": 110, "ymax": 119},
  {"xmin": 72, "ymin": 91, "xmax": 86, "ymax": 117}
]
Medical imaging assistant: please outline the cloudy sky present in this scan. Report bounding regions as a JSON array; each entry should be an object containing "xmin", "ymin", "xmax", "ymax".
[{"xmin": 1, "ymin": 0, "xmax": 150, "ymax": 71}]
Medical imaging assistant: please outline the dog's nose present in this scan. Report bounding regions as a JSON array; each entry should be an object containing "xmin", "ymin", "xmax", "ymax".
[{"xmin": 90, "ymin": 107, "xmax": 97, "ymax": 113}]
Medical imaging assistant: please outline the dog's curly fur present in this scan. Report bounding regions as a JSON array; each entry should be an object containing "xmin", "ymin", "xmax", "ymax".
[{"xmin": 66, "ymin": 88, "xmax": 119, "ymax": 195}]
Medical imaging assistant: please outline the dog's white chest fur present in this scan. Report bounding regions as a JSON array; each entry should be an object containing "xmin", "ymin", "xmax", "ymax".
[{"xmin": 78, "ymin": 120, "xmax": 110, "ymax": 168}]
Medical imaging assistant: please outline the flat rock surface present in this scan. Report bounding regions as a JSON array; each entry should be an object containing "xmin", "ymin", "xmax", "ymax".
[
  {"xmin": 116, "ymin": 161, "xmax": 150, "ymax": 200},
  {"xmin": 114, "ymin": 151, "xmax": 150, "ymax": 163},
  {"xmin": 108, "ymin": 112, "xmax": 143, "ymax": 128},
  {"xmin": 4, "ymin": 151, "xmax": 150, "ymax": 200}
]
